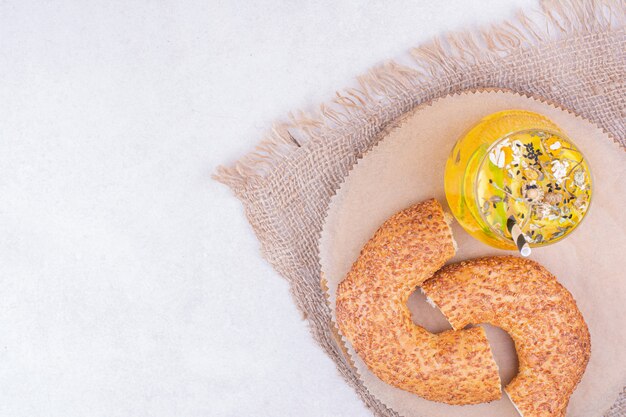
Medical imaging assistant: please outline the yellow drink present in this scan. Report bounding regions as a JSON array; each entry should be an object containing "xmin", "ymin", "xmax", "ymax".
[{"xmin": 444, "ymin": 110, "xmax": 592, "ymax": 250}]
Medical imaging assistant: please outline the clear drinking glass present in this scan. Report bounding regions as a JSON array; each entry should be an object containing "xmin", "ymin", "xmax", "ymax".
[{"xmin": 444, "ymin": 110, "xmax": 592, "ymax": 250}]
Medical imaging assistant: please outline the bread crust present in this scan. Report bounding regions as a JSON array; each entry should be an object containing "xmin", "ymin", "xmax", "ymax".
[
  {"xmin": 336, "ymin": 199, "xmax": 501, "ymax": 404},
  {"xmin": 422, "ymin": 256, "xmax": 591, "ymax": 416}
]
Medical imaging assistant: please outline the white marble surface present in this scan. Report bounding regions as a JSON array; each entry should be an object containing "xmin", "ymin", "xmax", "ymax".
[{"xmin": 0, "ymin": 1, "xmax": 535, "ymax": 416}]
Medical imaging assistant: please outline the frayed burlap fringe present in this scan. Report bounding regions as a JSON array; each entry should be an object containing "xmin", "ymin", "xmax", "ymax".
[
  {"xmin": 215, "ymin": 0, "xmax": 624, "ymax": 193},
  {"xmin": 215, "ymin": 0, "xmax": 625, "ymax": 415}
]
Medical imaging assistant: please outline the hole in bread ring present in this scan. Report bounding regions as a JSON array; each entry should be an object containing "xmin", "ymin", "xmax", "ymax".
[
  {"xmin": 410, "ymin": 290, "xmax": 519, "ymax": 386},
  {"xmin": 336, "ymin": 199, "xmax": 502, "ymax": 405},
  {"xmin": 408, "ymin": 289, "xmax": 452, "ymax": 334}
]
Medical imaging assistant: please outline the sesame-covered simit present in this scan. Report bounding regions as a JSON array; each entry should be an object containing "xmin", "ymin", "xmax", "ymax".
[
  {"xmin": 335, "ymin": 199, "xmax": 502, "ymax": 404},
  {"xmin": 422, "ymin": 256, "xmax": 591, "ymax": 416}
]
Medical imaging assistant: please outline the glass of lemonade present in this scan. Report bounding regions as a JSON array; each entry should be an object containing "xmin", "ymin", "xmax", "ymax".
[{"xmin": 444, "ymin": 110, "xmax": 592, "ymax": 250}]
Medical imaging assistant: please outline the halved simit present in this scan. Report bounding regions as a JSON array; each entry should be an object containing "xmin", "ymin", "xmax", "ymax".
[
  {"xmin": 422, "ymin": 257, "xmax": 591, "ymax": 417},
  {"xmin": 335, "ymin": 199, "xmax": 502, "ymax": 404}
]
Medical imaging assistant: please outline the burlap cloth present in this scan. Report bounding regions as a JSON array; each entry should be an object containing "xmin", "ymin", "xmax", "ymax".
[{"xmin": 215, "ymin": 0, "xmax": 625, "ymax": 415}]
